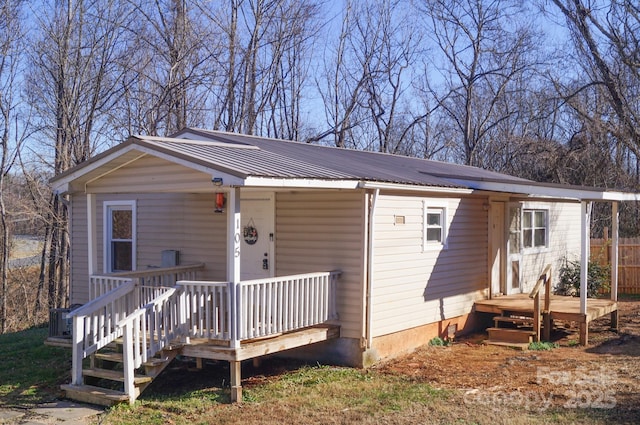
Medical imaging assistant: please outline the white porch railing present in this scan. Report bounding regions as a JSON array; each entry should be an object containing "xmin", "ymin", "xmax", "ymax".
[
  {"xmin": 118, "ymin": 286, "xmax": 185, "ymax": 402},
  {"xmin": 179, "ymin": 281, "xmax": 230, "ymax": 340},
  {"xmin": 89, "ymin": 263, "xmax": 205, "ymax": 300},
  {"xmin": 239, "ymin": 271, "xmax": 340, "ymax": 339},
  {"xmin": 68, "ymin": 269, "xmax": 339, "ymax": 401},
  {"xmin": 67, "ymin": 280, "xmax": 137, "ymax": 385},
  {"xmin": 177, "ymin": 270, "xmax": 340, "ymax": 344},
  {"xmin": 69, "ymin": 264, "xmax": 205, "ymax": 387}
]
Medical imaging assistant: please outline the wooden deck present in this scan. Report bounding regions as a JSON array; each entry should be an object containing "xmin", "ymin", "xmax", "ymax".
[
  {"xmin": 181, "ymin": 324, "xmax": 340, "ymax": 362},
  {"xmin": 475, "ymin": 294, "xmax": 618, "ymax": 345}
]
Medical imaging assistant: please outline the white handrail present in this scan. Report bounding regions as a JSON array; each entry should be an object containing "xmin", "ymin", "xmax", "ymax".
[
  {"xmin": 69, "ymin": 280, "xmax": 137, "ymax": 386},
  {"xmin": 118, "ymin": 286, "xmax": 186, "ymax": 402},
  {"xmin": 90, "ymin": 263, "xmax": 205, "ymax": 300}
]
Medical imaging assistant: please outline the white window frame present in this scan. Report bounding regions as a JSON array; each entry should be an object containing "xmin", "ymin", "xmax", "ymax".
[
  {"xmin": 521, "ymin": 206, "xmax": 549, "ymax": 252},
  {"xmin": 423, "ymin": 201, "xmax": 448, "ymax": 251},
  {"xmin": 103, "ymin": 200, "xmax": 137, "ymax": 273}
]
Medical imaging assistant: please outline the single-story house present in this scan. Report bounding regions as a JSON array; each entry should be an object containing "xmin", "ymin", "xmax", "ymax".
[{"xmin": 50, "ymin": 128, "xmax": 639, "ymax": 405}]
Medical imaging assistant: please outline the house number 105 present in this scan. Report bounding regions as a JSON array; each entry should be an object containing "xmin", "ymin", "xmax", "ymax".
[{"xmin": 234, "ymin": 232, "xmax": 241, "ymax": 258}]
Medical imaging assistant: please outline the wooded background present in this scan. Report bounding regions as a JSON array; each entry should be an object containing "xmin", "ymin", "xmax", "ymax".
[{"xmin": 2, "ymin": 0, "xmax": 640, "ymax": 333}]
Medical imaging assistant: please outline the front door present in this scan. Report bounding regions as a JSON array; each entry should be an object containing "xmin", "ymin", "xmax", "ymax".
[
  {"xmin": 506, "ymin": 204, "xmax": 523, "ymax": 294},
  {"xmin": 240, "ymin": 194, "xmax": 275, "ymax": 280}
]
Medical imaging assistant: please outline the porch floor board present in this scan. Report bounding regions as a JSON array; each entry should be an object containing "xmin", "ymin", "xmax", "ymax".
[
  {"xmin": 474, "ymin": 294, "xmax": 617, "ymax": 323},
  {"xmin": 181, "ymin": 324, "xmax": 340, "ymax": 362}
]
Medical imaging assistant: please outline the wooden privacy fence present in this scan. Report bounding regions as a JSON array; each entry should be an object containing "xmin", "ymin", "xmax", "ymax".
[{"xmin": 591, "ymin": 232, "xmax": 640, "ymax": 295}]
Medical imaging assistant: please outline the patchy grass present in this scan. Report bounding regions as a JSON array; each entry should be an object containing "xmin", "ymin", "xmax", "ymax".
[
  {"xmin": 528, "ymin": 341, "xmax": 559, "ymax": 350},
  {"xmin": 0, "ymin": 327, "xmax": 70, "ymax": 406},
  {"xmin": 101, "ymin": 363, "xmax": 449, "ymax": 425}
]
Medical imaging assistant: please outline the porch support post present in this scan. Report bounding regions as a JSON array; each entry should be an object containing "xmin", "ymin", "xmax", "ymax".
[
  {"xmin": 580, "ymin": 201, "xmax": 591, "ymax": 316},
  {"xmin": 611, "ymin": 201, "xmax": 619, "ymax": 330},
  {"xmin": 227, "ymin": 187, "xmax": 242, "ymax": 348},
  {"xmin": 87, "ymin": 193, "xmax": 97, "ymax": 297},
  {"xmin": 230, "ymin": 360, "xmax": 242, "ymax": 403},
  {"xmin": 579, "ymin": 201, "xmax": 591, "ymax": 346}
]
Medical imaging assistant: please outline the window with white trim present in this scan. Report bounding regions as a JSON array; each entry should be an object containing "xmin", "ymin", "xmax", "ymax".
[
  {"xmin": 522, "ymin": 209, "xmax": 547, "ymax": 249},
  {"xmin": 423, "ymin": 203, "xmax": 447, "ymax": 249},
  {"xmin": 104, "ymin": 201, "xmax": 136, "ymax": 272}
]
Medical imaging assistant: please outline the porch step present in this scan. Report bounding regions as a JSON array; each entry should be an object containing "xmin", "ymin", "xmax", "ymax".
[
  {"xmin": 60, "ymin": 384, "xmax": 129, "ymax": 407},
  {"xmin": 486, "ymin": 327, "xmax": 536, "ymax": 344},
  {"xmin": 493, "ymin": 316, "xmax": 534, "ymax": 327},
  {"xmin": 83, "ymin": 368, "xmax": 152, "ymax": 385},
  {"xmin": 482, "ymin": 340, "xmax": 530, "ymax": 351},
  {"xmin": 94, "ymin": 351, "xmax": 172, "ymax": 367}
]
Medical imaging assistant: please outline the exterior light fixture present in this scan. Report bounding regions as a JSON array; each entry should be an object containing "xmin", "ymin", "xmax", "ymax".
[
  {"xmin": 212, "ymin": 177, "xmax": 223, "ymax": 186},
  {"xmin": 215, "ymin": 192, "xmax": 226, "ymax": 213}
]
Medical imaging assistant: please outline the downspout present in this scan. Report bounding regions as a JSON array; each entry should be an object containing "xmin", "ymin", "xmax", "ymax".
[{"xmin": 365, "ymin": 189, "xmax": 379, "ymax": 349}]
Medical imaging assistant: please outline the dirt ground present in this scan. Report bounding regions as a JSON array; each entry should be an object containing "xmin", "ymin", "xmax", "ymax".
[{"xmin": 375, "ymin": 298, "xmax": 640, "ymax": 419}]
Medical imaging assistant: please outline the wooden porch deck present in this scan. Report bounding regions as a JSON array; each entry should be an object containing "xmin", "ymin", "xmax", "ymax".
[
  {"xmin": 474, "ymin": 294, "xmax": 618, "ymax": 345},
  {"xmin": 61, "ymin": 268, "xmax": 342, "ymax": 406},
  {"xmin": 181, "ymin": 324, "xmax": 340, "ymax": 362}
]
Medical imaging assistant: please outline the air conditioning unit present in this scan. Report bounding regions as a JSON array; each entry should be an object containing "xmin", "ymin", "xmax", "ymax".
[{"xmin": 48, "ymin": 308, "xmax": 72, "ymax": 338}]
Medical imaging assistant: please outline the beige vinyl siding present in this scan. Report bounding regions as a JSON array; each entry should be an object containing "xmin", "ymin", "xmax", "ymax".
[
  {"xmin": 275, "ymin": 191, "xmax": 366, "ymax": 339},
  {"xmin": 70, "ymin": 194, "xmax": 90, "ymax": 305},
  {"xmin": 95, "ymin": 193, "xmax": 226, "ymax": 280},
  {"xmin": 88, "ymin": 155, "xmax": 213, "ymax": 193},
  {"xmin": 371, "ymin": 194, "xmax": 488, "ymax": 337},
  {"xmin": 520, "ymin": 201, "xmax": 581, "ymax": 291}
]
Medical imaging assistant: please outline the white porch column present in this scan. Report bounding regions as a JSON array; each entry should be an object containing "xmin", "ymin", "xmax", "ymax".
[
  {"xmin": 227, "ymin": 187, "xmax": 242, "ymax": 348},
  {"xmin": 87, "ymin": 193, "xmax": 97, "ymax": 299},
  {"xmin": 580, "ymin": 201, "xmax": 592, "ymax": 315},
  {"xmin": 611, "ymin": 202, "xmax": 619, "ymax": 302}
]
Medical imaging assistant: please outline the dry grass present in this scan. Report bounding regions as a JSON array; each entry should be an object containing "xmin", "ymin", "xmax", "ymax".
[{"xmin": 3, "ymin": 266, "xmax": 49, "ymax": 333}]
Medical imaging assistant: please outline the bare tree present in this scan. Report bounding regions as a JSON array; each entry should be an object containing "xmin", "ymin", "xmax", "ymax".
[
  {"xmin": 26, "ymin": 0, "xmax": 130, "ymax": 309},
  {"xmin": 0, "ymin": 0, "xmax": 25, "ymax": 333},
  {"xmin": 421, "ymin": 0, "xmax": 542, "ymax": 167},
  {"xmin": 117, "ymin": 0, "xmax": 213, "ymax": 136},
  {"xmin": 550, "ymin": 0, "xmax": 640, "ymax": 175}
]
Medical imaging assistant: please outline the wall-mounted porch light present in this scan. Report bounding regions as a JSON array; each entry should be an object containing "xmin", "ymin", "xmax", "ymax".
[{"xmin": 215, "ymin": 192, "xmax": 226, "ymax": 213}]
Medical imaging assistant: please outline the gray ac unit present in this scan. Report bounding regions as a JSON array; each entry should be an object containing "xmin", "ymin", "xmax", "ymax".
[{"xmin": 48, "ymin": 308, "xmax": 72, "ymax": 338}]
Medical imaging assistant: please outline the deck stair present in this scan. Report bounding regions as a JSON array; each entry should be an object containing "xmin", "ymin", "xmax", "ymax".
[
  {"xmin": 484, "ymin": 312, "xmax": 537, "ymax": 349},
  {"xmin": 61, "ymin": 339, "xmax": 180, "ymax": 406}
]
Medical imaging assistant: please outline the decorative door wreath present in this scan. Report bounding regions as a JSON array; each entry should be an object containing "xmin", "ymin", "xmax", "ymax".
[{"xmin": 243, "ymin": 218, "xmax": 259, "ymax": 245}]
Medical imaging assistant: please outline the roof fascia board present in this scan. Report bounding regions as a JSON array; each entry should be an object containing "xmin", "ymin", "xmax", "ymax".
[
  {"xmin": 448, "ymin": 178, "xmax": 640, "ymax": 202},
  {"xmin": 244, "ymin": 176, "xmax": 360, "ymax": 189},
  {"xmin": 359, "ymin": 181, "xmax": 473, "ymax": 194}
]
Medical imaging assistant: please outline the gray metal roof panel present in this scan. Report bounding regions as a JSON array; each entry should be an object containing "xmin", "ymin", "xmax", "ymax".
[{"xmin": 173, "ymin": 129, "xmax": 530, "ymax": 188}]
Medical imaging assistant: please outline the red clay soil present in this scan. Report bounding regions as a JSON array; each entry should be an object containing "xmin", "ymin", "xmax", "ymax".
[{"xmin": 375, "ymin": 298, "xmax": 640, "ymax": 418}]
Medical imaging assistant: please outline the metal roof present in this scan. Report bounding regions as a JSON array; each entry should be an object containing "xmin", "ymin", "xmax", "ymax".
[
  {"xmin": 50, "ymin": 128, "xmax": 640, "ymax": 201},
  {"xmin": 165, "ymin": 128, "xmax": 531, "ymax": 188}
]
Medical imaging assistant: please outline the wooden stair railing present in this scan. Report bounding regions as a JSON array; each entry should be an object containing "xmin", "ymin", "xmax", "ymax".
[
  {"xmin": 63, "ymin": 284, "xmax": 187, "ymax": 406},
  {"xmin": 528, "ymin": 264, "xmax": 552, "ymax": 342}
]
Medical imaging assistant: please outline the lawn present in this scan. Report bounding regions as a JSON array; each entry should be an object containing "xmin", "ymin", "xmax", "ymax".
[
  {"xmin": 2, "ymin": 299, "xmax": 640, "ymax": 424},
  {"xmin": 0, "ymin": 327, "xmax": 70, "ymax": 406}
]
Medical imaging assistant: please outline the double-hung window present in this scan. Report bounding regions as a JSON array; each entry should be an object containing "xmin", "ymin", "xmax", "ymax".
[
  {"xmin": 104, "ymin": 201, "xmax": 136, "ymax": 272},
  {"xmin": 423, "ymin": 202, "xmax": 447, "ymax": 249},
  {"xmin": 522, "ymin": 209, "xmax": 547, "ymax": 249}
]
